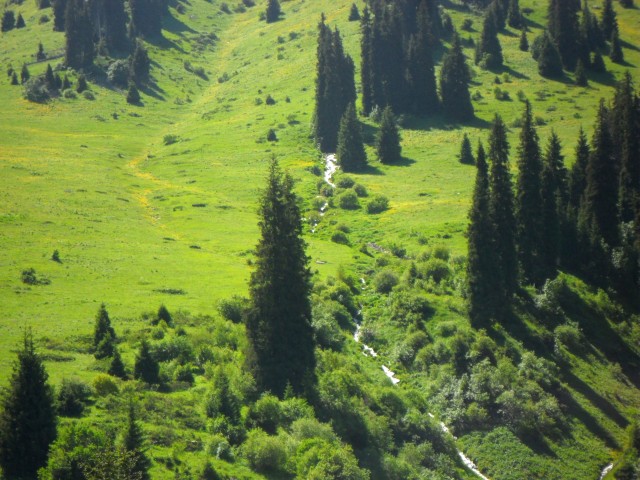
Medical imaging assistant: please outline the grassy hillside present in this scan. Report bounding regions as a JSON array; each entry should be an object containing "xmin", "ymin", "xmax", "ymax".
[{"xmin": 1, "ymin": 0, "xmax": 640, "ymax": 478}]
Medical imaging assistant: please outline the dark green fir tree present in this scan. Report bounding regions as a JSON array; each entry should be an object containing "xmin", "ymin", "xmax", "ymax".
[
  {"xmin": 15, "ymin": 13, "xmax": 25, "ymax": 29},
  {"xmin": 475, "ymin": 7, "xmax": 503, "ymax": 69},
  {"xmin": 127, "ymin": 83, "xmax": 141, "ymax": 104},
  {"xmin": 376, "ymin": 106, "xmax": 402, "ymax": 165},
  {"xmin": 337, "ymin": 103, "xmax": 367, "ymax": 172},
  {"xmin": 0, "ymin": 331, "xmax": 57, "ymax": 479},
  {"xmin": 459, "ymin": 133, "xmax": 475, "ymax": 165},
  {"xmin": 609, "ymin": 25, "xmax": 624, "ymax": 63},
  {"xmin": 133, "ymin": 340, "xmax": 159, "ymax": 384},
  {"xmin": 440, "ymin": 33, "xmax": 474, "ymax": 121},
  {"xmin": 360, "ymin": 7, "xmax": 374, "ymax": 115},
  {"xmin": 20, "ymin": 64, "xmax": 29, "ymax": 84},
  {"xmin": 130, "ymin": 41, "xmax": 150, "ymax": 85},
  {"xmin": 52, "ymin": 0, "xmax": 67, "ymax": 32},
  {"xmin": 129, "ymin": 0, "xmax": 162, "ymax": 38},
  {"xmin": 568, "ymin": 127, "xmax": 590, "ymax": 211},
  {"xmin": 76, "ymin": 73, "xmax": 87, "ymax": 93},
  {"xmin": 515, "ymin": 101, "xmax": 544, "ymax": 285},
  {"xmin": 601, "ymin": 0, "xmax": 618, "ymax": 40},
  {"xmin": 103, "ymin": 0, "xmax": 129, "ymax": 53},
  {"xmin": 507, "ymin": 0, "xmax": 523, "ymax": 29},
  {"xmin": 64, "ymin": 0, "xmax": 95, "ymax": 69},
  {"xmin": 265, "ymin": 0, "xmax": 281, "ymax": 23},
  {"xmin": 537, "ymin": 31, "xmax": 563, "ymax": 78},
  {"xmin": 547, "ymin": 0, "xmax": 580, "ymax": 70},
  {"xmin": 108, "ymin": 347, "xmax": 127, "ymax": 379},
  {"xmin": 575, "ymin": 59, "xmax": 588, "ymax": 86},
  {"xmin": 467, "ymin": 142, "xmax": 499, "ymax": 327},
  {"xmin": 348, "ymin": 3, "xmax": 360, "ymax": 22},
  {"xmin": 245, "ymin": 159, "xmax": 316, "ymax": 397},
  {"xmin": 93, "ymin": 303, "xmax": 116, "ymax": 359},
  {"xmin": 122, "ymin": 404, "xmax": 150, "ymax": 480},
  {"xmin": 489, "ymin": 114, "xmax": 518, "ymax": 304},
  {"xmin": 519, "ymin": 28, "xmax": 529, "ymax": 51},
  {"xmin": 591, "ymin": 51, "xmax": 607, "ymax": 73}
]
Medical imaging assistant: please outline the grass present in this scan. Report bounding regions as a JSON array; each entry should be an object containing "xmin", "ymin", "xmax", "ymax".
[{"xmin": 1, "ymin": 0, "xmax": 640, "ymax": 478}]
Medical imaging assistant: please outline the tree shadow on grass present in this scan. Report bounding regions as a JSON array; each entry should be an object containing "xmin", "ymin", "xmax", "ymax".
[
  {"xmin": 359, "ymin": 163, "xmax": 384, "ymax": 176},
  {"xmin": 162, "ymin": 11, "xmax": 197, "ymax": 35},
  {"xmin": 145, "ymin": 34, "xmax": 186, "ymax": 54},
  {"xmin": 621, "ymin": 40, "xmax": 640, "ymax": 52},
  {"xmin": 496, "ymin": 64, "xmax": 530, "ymax": 80}
]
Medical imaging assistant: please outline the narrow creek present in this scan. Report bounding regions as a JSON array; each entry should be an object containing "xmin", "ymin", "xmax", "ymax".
[{"xmin": 320, "ymin": 154, "xmax": 612, "ymax": 480}]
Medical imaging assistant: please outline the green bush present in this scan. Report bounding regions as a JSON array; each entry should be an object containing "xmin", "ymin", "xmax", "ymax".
[
  {"xmin": 366, "ymin": 194, "xmax": 389, "ymax": 214},
  {"xmin": 331, "ymin": 230, "xmax": 349, "ymax": 245},
  {"xmin": 245, "ymin": 394, "xmax": 282, "ymax": 434},
  {"xmin": 242, "ymin": 429, "xmax": 287, "ymax": 474},
  {"xmin": 93, "ymin": 374, "xmax": 119, "ymax": 396},
  {"xmin": 373, "ymin": 269, "xmax": 398, "ymax": 294},
  {"xmin": 338, "ymin": 189, "xmax": 360, "ymax": 210},
  {"xmin": 421, "ymin": 258, "xmax": 452, "ymax": 284},
  {"xmin": 335, "ymin": 175, "xmax": 355, "ymax": 188},
  {"xmin": 57, "ymin": 378, "xmax": 92, "ymax": 416}
]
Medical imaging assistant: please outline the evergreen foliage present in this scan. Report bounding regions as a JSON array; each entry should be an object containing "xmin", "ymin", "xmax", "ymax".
[
  {"xmin": 601, "ymin": 0, "xmax": 618, "ymax": 40},
  {"xmin": 405, "ymin": 7, "xmax": 439, "ymax": 116},
  {"xmin": 467, "ymin": 142, "xmax": 499, "ymax": 327},
  {"xmin": 0, "ymin": 331, "xmax": 57, "ymax": 479},
  {"xmin": 1, "ymin": 11, "xmax": 15, "ymax": 32},
  {"xmin": 547, "ymin": 0, "xmax": 580, "ymax": 70},
  {"xmin": 337, "ymin": 103, "xmax": 367, "ymax": 172},
  {"xmin": 10, "ymin": 72, "xmax": 18, "ymax": 85},
  {"xmin": 45, "ymin": 64, "xmax": 57, "ymax": 91},
  {"xmin": 515, "ymin": 101, "xmax": 544, "ymax": 285},
  {"xmin": 488, "ymin": 114, "xmax": 517, "ymax": 306},
  {"xmin": 122, "ymin": 404, "xmax": 151, "ymax": 480},
  {"xmin": 582, "ymin": 100, "xmax": 619, "ymax": 246},
  {"xmin": 102, "ymin": 0, "xmax": 129, "ymax": 53},
  {"xmin": 376, "ymin": 106, "xmax": 402, "ymax": 165},
  {"xmin": 64, "ymin": 0, "xmax": 95, "ymax": 69},
  {"xmin": 76, "ymin": 74, "xmax": 87, "ymax": 93},
  {"xmin": 439, "ymin": 33, "xmax": 474, "ymax": 121},
  {"xmin": 476, "ymin": 7, "xmax": 503, "ymax": 69},
  {"xmin": 265, "ymin": 0, "xmax": 281, "ymax": 23},
  {"xmin": 130, "ymin": 0, "xmax": 162, "ymax": 38},
  {"xmin": 348, "ymin": 3, "xmax": 360, "ymax": 22},
  {"xmin": 108, "ymin": 348, "xmax": 127, "ymax": 379},
  {"xmin": 130, "ymin": 41, "xmax": 151, "ymax": 85},
  {"xmin": 15, "ymin": 13, "xmax": 25, "ymax": 29},
  {"xmin": 537, "ymin": 31, "xmax": 563, "ymax": 78},
  {"xmin": 507, "ymin": 0, "xmax": 522, "ymax": 29},
  {"xmin": 52, "ymin": 0, "xmax": 67, "ymax": 32},
  {"xmin": 20, "ymin": 64, "xmax": 29, "ymax": 84},
  {"xmin": 519, "ymin": 29, "xmax": 529, "ymax": 52},
  {"xmin": 313, "ymin": 16, "xmax": 356, "ymax": 152},
  {"xmin": 127, "ymin": 83, "xmax": 141, "ymax": 104},
  {"xmin": 245, "ymin": 159, "xmax": 316, "ymax": 397},
  {"xmin": 610, "ymin": 26, "xmax": 624, "ymax": 63},
  {"xmin": 93, "ymin": 303, "xmax": 116, "ymax": 359},
  {"xmin": 200, "ymin": 462, "xmax": 221, "ymax": 480},
  {"xmin": 459, "ymin": 133, "xmax": 475, "ymax": 165},
  {"xmin": 575, "ymin": 59, "xmax": 588, "ymax": 86},
  {"xmin": 592, "ymin": 51, "xmax": 607, "ymax": 73},
  {"xmin": 133, "ymin": 340, "xmax": 159, "ymax": 384},
  {"xmin": 360, "ymin": 7, "xmax": 374, "ymax": 116},
  {"xmin": 568, "ymin": 128, "xmax": 590, "ymax": 211}
]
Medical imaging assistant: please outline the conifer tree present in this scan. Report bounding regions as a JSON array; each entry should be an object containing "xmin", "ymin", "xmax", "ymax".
[
  {"xmin": 52, "ymin": 0, "xmax": 67, "ymax": 31},
  {"xmin": 337, "ymin": 103, "xmax": 367, "ymax": 172},
  {"xmin": 64, "ymin": 0, "xmax": 95, "ymax": 69},
  {"xmin": 601, "ymin": 0, "xmax": 618, "ymax": 40},
  {"xmin": 93, "ymin": 303, "xmax": 116, "ymax": 356},
  {"xmin": 15, "ymin": 13, "xmax": 25, "ymax": 29},
  {"xmin": 37, "ymin": 42, "xmax": 46, "ymax": 61},
  {"xmin": 609, "ymin": 25, "xmax": 624, "ymax": 63},
  {"xmin": 406, "ymin": 10, "xmax": 439, "ymax": 117},
  {"xmin": 103, "ymin": 0, "xmax": 129, "ymax": 53},
  {"xmin": 476, "ymin": 8, "xmax": 503, "ymax": 69},
  {"xmin": 76, "ymin": 73, "xmax": 87, "ymax": 93},
  {"xmin": 313, "ymin": 16, "xmax": 356, "ymax": 152},
  {"xmin": 515, "ymin": 101, "xmax": 544, "ymax": 285},
  {"xmin": 245, "ymin": 159, "xmax": 316, "ymax": 397},
  {"xmin": 582, "ymin": 100, "xmax": 619, "ymax": 246},
  {"xmin": 1, "ymin": 11, "xmax": 15, "ymax": 32},
  {"xmin": 133, "ymin": 340, "xmax": 159, "ymax": 384},
  {"xmin": 10, "ymin": 72, "xmax": 18, "ymax": 85},
  {"xmin": 376, "ymin": 106, "xmax": 402, "ymax": 164},
  {"xmin": 348, "ymin": 3, "xmax": 360, "ymax": 22},
  {"xmin": 360, "ymin": 7, "xmax": 374, "ymax": 116},
  {"xmin": 467, "ymin": 142, "xmax": 499, "ymax": 327},
  {"xmin": 122, "ymin": 404, "xmax": 150, "ymax": 480},
  {"xmin": 440, "ymin": 33, "xmax": 474, "ymax": 122},
  {"xmin": 127, "ymin": 83, "xmax": 141, "ymax": 104},
  {"xmin": 45, "ymin": 63, "xmax": 57, "ymax": 91},
  {"xmin": 130, "ymin": 0, "xmax": 162, "ymax": 38},
  {"xmin": 20, "ymin": 64, "xmax": 29, "ymax": 84},
  {"xmin": 130, "ymin": 41, "xmax": 150, "ymax": 85},
  {"xmin": 537, "ymin": 31, "xmax": 563, "ymax": 78},
  {"xmin": 519, "ymin": 29, "xmax": 529, "ymax": 51},
  {"xmin": 507, "ymin": 0, "xmax": 522, "ymax": 29},
  {"xmin": 547, "ymin": 0, "xmax": 580, "ymax": 70},
  {"xmin": 62, "ymin": 74, "xmax": 71, "ymax": 90},
  {"xmin": 108, "ymin": 347, "xmax": 127, "ymax": 379},
  {"xmin": 591, "ymin": 51, "xmax": 607, "ymax": 73},
  {"xmin": 265, "ymin": 0, "xmax": 281, "ymax": 23},
  {"xmin": 459, "ymin": 133, "xmax": 475, "ymax": 165},
  {"xmin": 489, "ymin": 114, "xmax": 518, "ymax": 303},
  {"xmin": 568, "ymin": 128, "xmax": 590, "ymax": 210},
  {"xmin": 540, "ymin": 132, "xmax": 566, "ymax": 278},
  {"xmin": 0, "ymin": 331, "xmax": 57, "ymax": 479},
  {"xmin": 575, "ymin": 59, "xmax": 588, "ymax": 86},
  {"xmin": 200, "ymin": 462, "xmax": 221, "ymax": 480}
]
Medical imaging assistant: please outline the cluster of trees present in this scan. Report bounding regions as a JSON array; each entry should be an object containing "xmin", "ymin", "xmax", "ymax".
[
  {"xmin": 467, "ymin": 75, "xmax": 640, "ymax": 326},
  {"xmin": 1, "ymin": 10, "xmax": 26, "ymax": 32},
  {"xmin": 360, "ymin": 0, "xmax": 474, "ymax": 121}
]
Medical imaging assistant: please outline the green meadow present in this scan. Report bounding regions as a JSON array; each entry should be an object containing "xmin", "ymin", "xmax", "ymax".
[{"xmin": 1, "ymin": 0, "xmax": 640, "ymax": 478}]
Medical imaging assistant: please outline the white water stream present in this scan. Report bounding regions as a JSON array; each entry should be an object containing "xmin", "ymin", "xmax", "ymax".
[{"xmin": 599, "ymin": 463, "xmax": 613, "ymax": 479}]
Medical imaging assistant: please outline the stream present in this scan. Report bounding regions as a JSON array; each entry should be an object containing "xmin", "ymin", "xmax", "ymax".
[{"xmin": 320, "ymin": 154, "xmax": 610, "ymax": 480}]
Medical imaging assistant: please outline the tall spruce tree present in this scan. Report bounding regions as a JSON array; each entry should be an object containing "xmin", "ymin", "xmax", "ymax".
[
  {"xmin": 64, "ymin": 0, "xmax": 95, "ymax": 69},
  {"xmin": 130, "ymin": 0, "xmax": 162, "ymax": 38},
  {"xmin": 489, "ymin": 114, "xmax": 518, "ymax": 304},
  {"xmin": 601, "ymin": 0, "xmax": 618, "ymax": 40},
  {"xmin": 133, "ymin": 340, "xmax": 159, "ymax": 384},
  {"xmin": 609, "ymin": 25, "xmax": 624, "ymax": 63},
  {"xmin": 245, "ymin": 159, "xmax": 316, "ymax": 397},
  {"xmin": 103, "ymin": 0, "xmax": 129, "ymax": 52},
  {"xmin": 515, "ymin": 101, "xmax": 544, "ymax": 285},
  {"xmin": 265, "ymin": 0, "xmax": 281, "ymax": 23},
  {"xmin": 0, "ymin": 331, "xmax": 57, "ymax": 479},
  {"xmin": 93, "ymin": 303, "xmax": 116, "ymax": 352},
  {"xmin": 313, "ymin": 16, "xmax": 356, "ymax": 152},
  {"xmin": 459, "ymin": 133, "xmax": 475, "ymax": 165},
  {"xmin": 476, "ymin": 7, "xmax": 503, "ymax": 69},
  {"xmin": 537, "ymin": 31, "xmax": 563, "ymax": 78},
  {"xmin": 568, "ymin": 127, "xmax": 590, "ymax": 211},
  {"xmin": 440, "ymin": 33, "xmax": 474, "ymax": 121},
  {"xmin": 122, "ymin": 404, "xmax": 150, "ymax": 480},
  {"xmin": 540, "ymin": 132, "xmax": 565, "ymax": 279},
  {"xmin": 547, "ymin": 0, "xmax": 580, "ymax": 70},
  {"xmin": 376, "ymin": 106, "xmax": 402, "ymax": 164},
  {"xmin": 467, "ymin": 142, "xmax": 499, "ymax": 327},
  {"xmin": 405, "ymin": 10, "xmax": 439, "ymax": 116},
  {"xmin": 582, "ymin": 100, "xmax": 619, "ymax": 246},
  {"xmin": 507, "ymin": 0, "xmax": 523, "ymax": 29},
  {"xmin": 337, "ymin": 103, "xmax": 367, "ymax": 172},
  {"xmin": 360, "ymin": 7, "xmax": 374, "ymax": 115},
  {"xmin": 52, "ymin": 0, "xmax": 67, "ymax": 31}
]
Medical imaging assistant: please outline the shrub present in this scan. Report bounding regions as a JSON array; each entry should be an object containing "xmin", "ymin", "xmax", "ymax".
[
  {"xmin": 366, "ymin": 195, "xmax": 389, "ymax": 214},
  {"xmin": 338, "ymin": 190, "xmax": 360, "ymax": 210},
  {"xmin": 331, "ymin": 231, "xmax": 349, "ymax": 245},
  {"xmin": 23, "ymin": 78, "xmax": 50, "ymax": 103},
  {"xmin": 421, "ymin": 258, "xmax": 452, "ymax": 283},
  {"xmin": 312, "ymin": 303, "xmax": 345, "ymax": 350},
  {"xmin": 57, "ymin": 378, "xmax": 92, "ymax": 416},
  {"xmin": 107, "ymin": 59, "xmax": 129, "ymax": 87},
  {"xmin": 245, "ymin": 394, "xmax": 282, "ymax": 434},
  {"xmin": 265, "ymin": 94, "xmax": 276, "ymax": 105},
  {"xmin": 82, "ymin": 90, "xmax": 95, "ymax": 100},
  {"xmin": 62, "ymin": 89, "xmax": 77, "ymax": 99},
  {"xmin": 173, "ymin": 364, "xmax": 195, "ymax": 384},
  {"xmin": 554, "ymin": 321, "xmax": 583, "ymax": 351},
  {"xmin": 267, "ymin": 128, "xmax": 277, "ymax": 142},
  {"xmin": 163, "ymin": 134, "xmax": 179, "ymax": 146},
  {"xmin": 242, "ymin": 429, "xmax": 287, "ymax": 473},
  {"xmin": 93, "ymin": 374, "xmax": 119, "ymax": 396},
  {"xmin": 218, "ymin": 296, "xmax": 247, "ymax": 323},
  {"xmin": 462, "ymin": 18, "xmax": 473, "ymax": 31},
  {"xmin": 353, "ymin": 184, "xmax": 368, "ymax": 197},
  {"xmin": 374, "ymin": 269, "xmax": 398, "ymax": 294},
  {"xmin": 335, "ymin": 176, "xmax": 355, "ymax": 189},
  {"xmin": 126, "ymin": 84, "xmax": 140, "ymax": 104}
]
